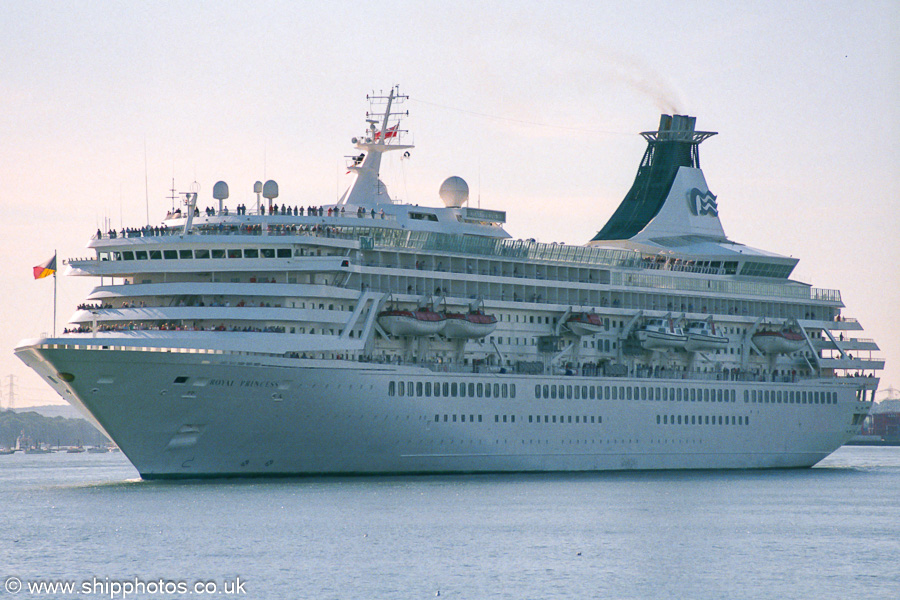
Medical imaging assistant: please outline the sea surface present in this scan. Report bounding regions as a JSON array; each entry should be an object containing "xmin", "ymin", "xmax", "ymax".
[{"xmin": 1, "ymin": 447, "xmax": 898, "ymax": 600}]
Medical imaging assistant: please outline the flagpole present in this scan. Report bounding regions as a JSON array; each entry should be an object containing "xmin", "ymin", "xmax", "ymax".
[{"xmin": 53, "ymin": 249, "xmax": 57, "ymax": 337}]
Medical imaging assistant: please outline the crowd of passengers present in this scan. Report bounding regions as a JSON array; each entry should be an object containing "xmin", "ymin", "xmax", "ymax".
[
  {"xmin": 63, "ymin": 323, "xmax": 287, "ymax": 333},
  {"xmin": 100, "ymin": 225, "xmax": 172, "ymax": 239},
  {"xmin": 186, "ymin": 204, "xmax": 387, "ymax": 218}
]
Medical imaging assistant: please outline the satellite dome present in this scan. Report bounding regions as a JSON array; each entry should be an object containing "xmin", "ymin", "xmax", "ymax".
[
  {"xmin": 439, "ymin": 176, "xmax": 469, "ymax": 208},
  {"xmin": 263, "ymin": 180, "xmax": 279, "ymax": 200},
  {"xmin": 213, "ymin": 181, "xmax": 229, "ymax": 200}
]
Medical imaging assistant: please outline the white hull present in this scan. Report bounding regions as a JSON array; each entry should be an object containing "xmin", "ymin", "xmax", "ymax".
[
  {"xmin": 567, "ymin": 321, "xmax": 605, "ymax": 337},
  {"xmin": 17, "ymin": 344, "xmax": 870, "ymax": 479},
  {"xmin": 442, "ymin": 317, "xmax": 497, "ymax": 339},
  {"xmin": 378, "ymin": 315, "xmax": 445, "ymax": 336},
  {"xmin": 753, "ymin": 333, "xmax": 805, "ymax": 354},
  {"xmin": 638, "ymin": 330, "xmax": 688, "ymax": 351},
  {"xmin": 685, "ymin": 334, "xmax": 729, "ymax": 353}
]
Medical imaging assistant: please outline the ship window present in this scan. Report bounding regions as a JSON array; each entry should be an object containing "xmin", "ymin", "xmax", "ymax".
[
  {"xmin": 494, "ymin": 384, "xmax": 501, "ymax": 397},
  {"xmin": 261, "ymin": 249, "xmax": 275, "ymax": 258},
  {"xmin": 459, "ymin": 383, "xmax": 466, "ymax": 398},
  {"xmin": 478, "ymin": 415, "xmax": 482, "ymax": 422},
  {"xmin": 502, "ymin": 384, "xmax": 508, "ymax": 398},
  {"xmin": 510, "ymin": 384, "xmax": 516, "ymax": 399},
  {"xmin": 388, "ymin": 381, "xmax": 395, "ymax": 396},
  {"xmin": 452, "ymin": 415, "xmax": 457, "ymax": 422},
  {"xmin": 611, "ymin": 387, "xmax": 617, "ymax": 400},
  {"xmin": 495, "ymin": 415, "xmax": 499, "ymax": 423},
  {"xmin": 502, "ymin": 415, "xmax": 507, "ymax": 423},
  {"xmin": 444, "ymin": 415, "xmax": 448, "ymax": 422},
  {"xmin": 227, "ymin": 249, "xmax": 241, "ymax": 258},
  {"xmin": 640, "ymin": 387, "xmax": 647, "ymax": 401},
  {"xmin": 477, "ymin": 383, "xmax": 484, "ymax": 397},
  {"xmin": 468, "ymin": 383, "xmax": 475, "ymax": 397},
  {"xmin": 398, "ymin": 381, "xmax": 405, "ymax": 396},
  {"xmin": 434, "ymin": 414, "xmax": 439, "ymax": 422},
  {"xmin": 135, "ymin": 250, "xmax": 148, "ymax": 260},
  {"xmin": 529, "ymin": 415, "xmax": 533, "ymax": 423},
  {"xmin": 626, "ymin": 387, "xmax": 632, "ymax": 401},
  {"xmin": 589, "ymin": 387, "xmax": 596, "ymax": 400},
  {"xmin": 244, "ymin": 249, "xmax": 258, "ymax": 258},
  {"xmin": 277, "ymin": 248, "xmax": 291, "ymax": 258},
  {"xmin": 416, "ymin": 382, "xmax": 423, "ymax": 396},
  {"xmin": 179, "ymin": 250, "xmax": 192, "ymax": 259},
  {"xmin": 566, "ymin": 386, "xmax": 572, "ymax": 400},
  {"xmin": 211, "ymin": 250, "xmax": 225, "ymax": 259},
  {"xmin": 451, "ymin": 383, "xmax": 457, "ymax": 397},
  {"xmin": 194, "ymin": 249, "xmax": 209, "ymax": 259},
  {"xmin": 149, "ymin": 250, "xmax": 162, "ymax": 259},
  {"xmin": 691, "ymin": 416, "xmax": 696, "ymax": 424},
  {"xmin": 814, "ymin": 392, "xmax": 820, "ymax": 404},
  {"xmin": 425, "ymin": 382, "xmax": 432, "ymax": 397},
  {"xmin": 173, "ymin": 376, "xmax": 188, "ymax": 384},
  {"xmin": 164, "ymin": 250, "xmax": 178, "ymax": 259},
  {"xmin": 550, "ymin": 386, "xmax": 557, "ymax": 400},
  {"xmin": 744, "ymin": 390, "xmax": 749, "ymax": 403},
  {"xmin": 552, "ymin": 416, "xmax": 557, "ymax": 423},
  {"xmin": 443, "ymin": 382, "xmax": 449, "ymax": 397}
]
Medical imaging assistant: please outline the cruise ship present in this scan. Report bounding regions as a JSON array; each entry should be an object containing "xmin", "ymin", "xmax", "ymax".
[{"xmin": 16, "ymin": 87, "xmax": 882, "ymax": 478}]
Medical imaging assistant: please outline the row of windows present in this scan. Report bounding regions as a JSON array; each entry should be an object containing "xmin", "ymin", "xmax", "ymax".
[
  {"xmin": 744, "ymin": 389, "xmax": 836, "ymax": 405},
  {"xmin": 657, "ymin": 414, "xmax": 748, "ymax": 426},
  {"xmin": 389, "ymin": 381, "xmax": 518, "ymax": 399},
  {"xmin": 432, "ymin": 413, "xmax": 603, "ymax": 425},
  {"xmin": 391, "ymin": 380, "xmax": 836, "ymax": 406},
  {"xmin": 109, "ymin": 248, "xmax": 294, "ymax": 261},
  {"xmin": 528, "ymin": 414, "xmax": 602, "ymax": 424},
  {"xmin": 534, "ymin": 384, "xmax": 736, "ymax": 403}
]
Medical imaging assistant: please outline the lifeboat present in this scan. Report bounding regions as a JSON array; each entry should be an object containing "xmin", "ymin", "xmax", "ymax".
[
  {"xmin": 566, "ymin": 313, "xmax": 605, "ymax": 336},
  {"xmin": 752, "ymin": 326, "xmax": 805, "ymax": 354},
  {"xmin": 378, "ymin": 308, "xmax": 446, "ymax": 336},
  {"xmin": 637, "ymin": 318, "xmax": 688, "ymax": 350},
  {"xmin": 684, "ymin": 320, "xmax": 729, "ymax": 352},
  {"xmin": 442, "ymin": 310, "xmax": 498, "ymax": 339}
]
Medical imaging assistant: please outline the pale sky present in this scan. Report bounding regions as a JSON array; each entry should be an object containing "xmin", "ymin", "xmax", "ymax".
[{"xmin": 2, "ymin": 0, "xmax": 898, "ymax": 407}]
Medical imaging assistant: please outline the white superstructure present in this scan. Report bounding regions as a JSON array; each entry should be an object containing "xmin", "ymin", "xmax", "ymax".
[{"xmin": 16, "ymin": 88, "xmax": 881, "ymax": 478}]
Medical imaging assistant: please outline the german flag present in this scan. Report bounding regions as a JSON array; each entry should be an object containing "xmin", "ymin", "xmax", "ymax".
[{"xmin": 33, "ymin": 254, "xmax": 57, "ymax": 279}]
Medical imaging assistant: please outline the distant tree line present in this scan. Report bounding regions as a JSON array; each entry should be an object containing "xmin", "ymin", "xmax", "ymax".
[{"xmin": 0, "ymin": 410, "xmax": 109, "ymax": 448}]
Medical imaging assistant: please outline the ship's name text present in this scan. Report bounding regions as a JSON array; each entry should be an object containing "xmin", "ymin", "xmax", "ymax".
[{"xmin": 209, "ymin": 379, "xmax": 280, "ymax": 388}]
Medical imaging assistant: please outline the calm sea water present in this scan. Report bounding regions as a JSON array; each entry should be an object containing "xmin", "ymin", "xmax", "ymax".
[{"xmin": 1, "ymin": 447, "xmax": 898, "ymax": 600}]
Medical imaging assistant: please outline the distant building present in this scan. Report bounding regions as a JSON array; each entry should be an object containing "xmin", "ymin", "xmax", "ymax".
[{"xmin": 860, "ymin": 399, "xmax": 900, "ymax": 439}]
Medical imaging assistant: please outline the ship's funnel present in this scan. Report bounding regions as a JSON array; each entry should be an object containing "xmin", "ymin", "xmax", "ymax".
[{"xmin": 592, "ymin": 115, "xmax": 716, "ymax": 242}]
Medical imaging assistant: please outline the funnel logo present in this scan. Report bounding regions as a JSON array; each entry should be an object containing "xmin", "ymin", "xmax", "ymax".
[{"xmin": 688, "ymin": 188, "xmax": 718, "ymax": 217}]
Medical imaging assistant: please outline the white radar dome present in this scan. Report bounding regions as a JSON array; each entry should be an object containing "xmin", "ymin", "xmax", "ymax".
[{"xmin": 439, "ymin": 176, "xmax": 469, "ymax": 208}]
